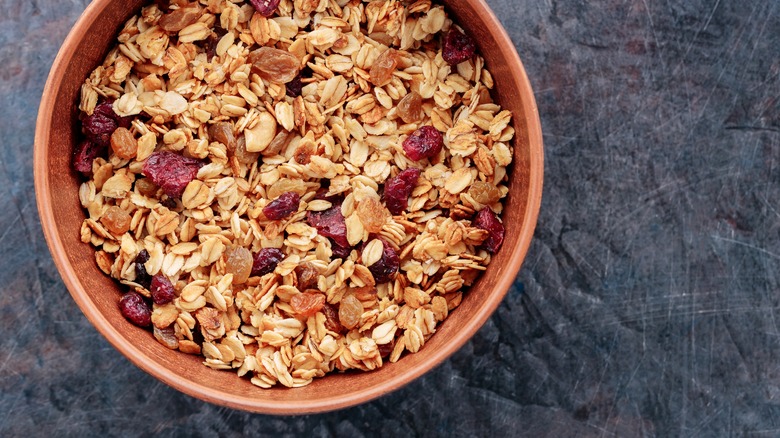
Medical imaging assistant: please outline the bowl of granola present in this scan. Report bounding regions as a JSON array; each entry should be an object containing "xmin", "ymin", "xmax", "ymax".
[{"xmin": 34, "ymin": 0, "xmax": 542, "ymax": 413}]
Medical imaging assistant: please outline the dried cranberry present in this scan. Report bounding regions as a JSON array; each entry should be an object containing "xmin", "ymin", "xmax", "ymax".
[
  {"xmin": 72, "ymin": 140, "xmax": 103, "ymax": 175},
  {"xmin": 150, "ymin": 274, "xmax": 175, "ymax": 305},
  {"xmin": 307, "ymin": 205, "xmax": 349, "ymax": 249},
  {"xmin": 330, "ymin": 241, "xmax": 352, "ymax": 259},
  {"xmin": 142, "ymin": 151, "xmax": 203, "ymax": 198},
  {"xmin": 250, "ymin": 0, "xmax": 281, "ymax": 17},
  {"xmin": 263, "ymin": 192, "xmax": 300, "ymax": 220},
  {"xmin": 473, "ymin": 208, "xmax": 505, "ymax": 253},
  {"xmin": 402, "ymin": 126, "xmax": 443, "ymax": 161},
  {"xmin": 119, "ymin": 291, "xmax": 152, "ymax": 327},
  {"xmin": 442, "ymin": 27, "xmax": 476, "ymax": 66},
  {"xmin": 368, "ymin": 239, "xmax": 399, "ymax": 284},
  {"xmin": 286, "ymin": 73, "xmax": 304, "ymax": 97},
  {"xmin": 83, "ymin": 107, "xmax": 118, "ymax": 147},
  {"xmin": 134, "ymin": 250, "xmax": 152, "ymax": 289},
  {"xmin": 251, "ymin": 248, "xmax": 284, "ymax": 276},
  {"xmin": 384, "ymin": 168, "xmax": 421, "ymax": 215}
]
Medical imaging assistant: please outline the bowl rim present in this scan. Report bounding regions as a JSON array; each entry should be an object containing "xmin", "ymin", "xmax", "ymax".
[{"xmin": 34, "ymin": 0, "xmax": 543, "ymax": 414}]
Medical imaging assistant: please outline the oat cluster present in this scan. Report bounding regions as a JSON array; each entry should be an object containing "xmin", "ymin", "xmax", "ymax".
[{"xmin": 77, "ymin": 0, "xmax": 515, "ymax": 388}]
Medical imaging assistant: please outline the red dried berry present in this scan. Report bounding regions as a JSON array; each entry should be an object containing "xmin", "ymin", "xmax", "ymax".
[
  {"xmin": 251, "ymin": 248, "xmax": 284, "ymax": 276},
  {"xmin": 119, "ymin": 291, "xmax": 152, "ymax": 327},
  {"xmin": 250, "ymin": 0, "xmax": 281, "ymax": 17},
  {"xmin": 142, "ymin": 151, "xmax": 203, "ymax": 198},
  {"xmin": 473, "ymin": 208, "xmax": 505, "ymax": 253},
  {"xmin": 134, "ymin": 250, "xmax": 152, "ymax": 289},
  {"xmin": 286, "ymin": 73, "xmax": 304, "ymax": 97},
  {"xmin": 263, "ymin": 192, "xmax": 300, "ymax": 220},
  {"xmin": 72, "ymin": 140, "xmax": 103, "ymax": 175},
  {"xmin": 442, "ymin": 27, "xmax": 476, "ymax": 66},
  {"xmin": 306, "ymin": 205, "xmax": 350, "ymax": 249},
  {"xmin": 384, "ymin": 168, "xmax": 421, "ymax": 215},
  {"xmin": 368, "ymin": 239, "xmax": 399, "ymax": 284},
  {"xmin": 150, "ymin": 274, "xmax": 175, "ymax": 305},
  {"xmin": 330, "ymin": 241, "xmax": 352, "ymax": 259},
  {"xmin": 402, "ymin": 126, "xmax": 443, "ymax": 161}
]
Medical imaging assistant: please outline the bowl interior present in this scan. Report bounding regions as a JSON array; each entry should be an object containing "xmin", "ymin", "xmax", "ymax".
[{"xmin": 35, "ymin": 0, "xmax": 542, "ymax": 414}]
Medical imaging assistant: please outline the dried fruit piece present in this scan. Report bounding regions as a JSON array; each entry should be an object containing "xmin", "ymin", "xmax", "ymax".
[
  {"xmin": 473, "ymin": 208, "xmax": 505, "ymax": 253},
  {"xmin": 134, "ymin": 249, "xmax": 152, "ymax": 289},
  {"xmin": 263, "ymin": 192, "xmax": 300, "ymax": 220},
  {"xmin": 402, "ymin": 126, "xmax": 443, "ymax": 161},
  {"xmin": 468, "ymin": 181, "xmax": 502, "ymax": 205},
  {"xmin": 110, "ymin": 127, "xmax": 137, "ymax": 160},
  {"xmin": 377, "ymin": 339, "xmax": 395, "ymax": 358},
  {"xmin": 369, "ymin": 49, "xmax": 398, "ymax": 87},
  {"xmin": 249, "ymin": 47, "xmax": 300, "ymax": 83},
  {"xmin": 383, "ymin": 167, "xmax": 421, "ymax": 215},
  {"xmin": 208, "ymin": 122, "xmax": 236, "ymax": 152},
  {"xmin": 150, "ymin": 273, "xmax": 175, "ymax": 305},
  {"xmin": 158, "ymin": 3, "xmax": 201, "ymax": 33},
  {"xmin": 100, "ymin": 206, "xmax": 132, "ymax": 235},
  {"xmin": 442, "ymin": 27, "xmax": 476, "ymax": 66},
  {"xmin": 135, "ymin": 178, "xmax": 158, "ymax": 197},
  {"xmin": 142, "ymin": 151, "xmax": 203, "ymax": 198},
  {"xmin": 306, "ymin": 205, "xmax": 349, "ymax": 249},
  {"xmin": 397, "ymin": 91, "xmax": 423, "ymax": 124},
  {"xmin": 295, "ymin": 262, "xmax": 319, "ymax": 291},
  {"xmin": 251, "ymin": 248, "xmax": 284, "ymax": 276},
  {"xmin": 321, "ymin": 303, "xmax": 344, "ymax": 333},
  {"xmin": 119, "ymin": 291, "xmax": 152, "ymax": 327},
  {"xmin": 286, "ymin": 73, "xmax": 304, "ymax": 97},
  {"xmin": 72, "ymin": 140, "xmax": 103, "ymax": 175},
  {"xmin": 83, "ymin": 102, "xmax": 119, "ymax": 147},
  {"xmin": 367, "ymin": 239, "xmax": 399, "ymax": 284},
  {"xmin": 291, "ymin": 292, "xmax": 326, "ymax": 318},
  {"xmin": 356, "ymin": 197, "xmax": 388, "ymax": 233},
  {"xmin": 225, "ymin": 246, "xmax": 253, "ymax": 284},
  {"xmin": 338, "ymin": 294, "xmax": 363, "ymax": 330},
  {"xmin": 249, "ymin": 0, "xmax": 281, "ymax": 17},
  {"xmin": 154, "ymin": 326, "xmax": 179, "ymax": 349},
  {"xmin": 233, "ymin": 135, "xmax": 260, "ymax": 165}
]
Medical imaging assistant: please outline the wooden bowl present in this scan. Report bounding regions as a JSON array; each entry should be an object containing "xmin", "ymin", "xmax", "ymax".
[{"xmin": 34, "ymin": 0, "xmax": 543, "ymax": 414}]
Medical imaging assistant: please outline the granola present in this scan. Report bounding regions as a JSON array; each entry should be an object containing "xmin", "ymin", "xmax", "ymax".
[{"xmin": 75, "ymin": 0, "xmax": 515, "ymax": 388}]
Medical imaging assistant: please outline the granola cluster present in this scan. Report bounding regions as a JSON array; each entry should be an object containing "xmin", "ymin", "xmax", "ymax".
[{"xmin": 76, "ymin": 0, "xmax": 514, "ymax": 388}]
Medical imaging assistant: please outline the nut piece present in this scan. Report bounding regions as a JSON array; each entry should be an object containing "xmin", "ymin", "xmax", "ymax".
[{"xmin": 244, "ymin": 112, "xmax": 277, "ymax": 152}]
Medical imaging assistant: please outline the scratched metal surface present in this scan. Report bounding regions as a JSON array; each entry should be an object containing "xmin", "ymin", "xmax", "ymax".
[{"xmin": 2, "ymin": 0, "xmax": 779, "ymax": 436}]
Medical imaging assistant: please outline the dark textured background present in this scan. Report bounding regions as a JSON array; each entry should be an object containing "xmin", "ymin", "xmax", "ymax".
[{"xmin": 2, "ymin": 0, "xmax": 780, "ymax": 436}]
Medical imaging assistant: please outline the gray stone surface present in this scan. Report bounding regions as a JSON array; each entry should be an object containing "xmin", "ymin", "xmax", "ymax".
[{"xmin": 1, "ymin": 0, "xmax": 779, "ymax": 436}]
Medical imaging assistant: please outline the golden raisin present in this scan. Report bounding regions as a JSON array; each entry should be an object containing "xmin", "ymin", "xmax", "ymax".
[
  {"xmin": 321, "ymin": 303, "xmax": 344, "ymax": 334},
  {"xmin": 397, "ymin": 91, "xmax": 423, "ymax": 124},
  {"xmin": 468, "ymin": 181, "xmax": 502, "ymax": 205},
  {"xmin": 248, "ymin": 47, "xmax": 300, "ymax": 83},
  {"xmin": 295, "ymin": 262, "xmax": 320, "ymax": 291},
  {"xmin": 356, "ymin": 197, "xmax": 388, "ymax": 233},
  {"xmin": 224, "ymin": 246, "xmax": 252, "ymax": 284},
  {"xmin": 135, "ymin": 178, "xmax": 158, "ymax": 197},
  {"xmin": 110, "ymin": 127, "xmax": 137, "ymax": 160},
  {"xmin": 369, "ymin": 49, "xmax": 398, "ymax": 87},
  {"xmin": 338, "ymin": 294, "xmax": 363, "ymax": 330},
  {"xmin": 101, "ymin": 206, "xmax": 131, "ymax": 235},
  {"xmin": 290, "ymin": 292, "xmax": 326, "ymax": 318},
  {"xmin": 208, "ymin": 122, "xmax": 236, "ymax": 152},
  {"xmin": 234, "ymin": 135, "xmax": 260, "ymax": 165},
  {"xmin": 158, "ymin": 3, "xmax": 201, "ymax": 33}
]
